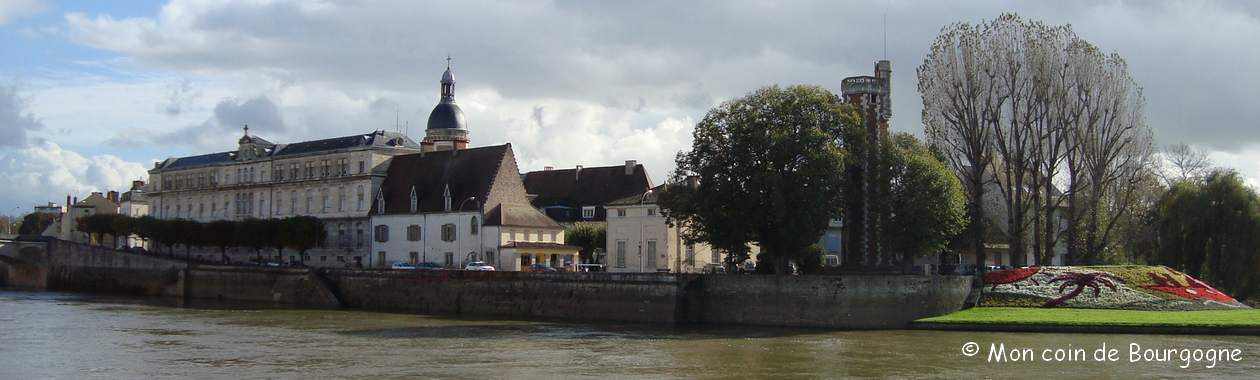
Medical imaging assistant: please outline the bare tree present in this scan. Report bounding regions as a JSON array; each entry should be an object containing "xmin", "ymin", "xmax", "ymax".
[
  {"xmin": 919, "ymin": 21, "xmax": 1000, "ymax": 272},
  {"xmin": 1161, "ymin": 143, "xmax": 1212, "ymax": 184},
  {"xmin": 1072, "ymin": 50, "xmax": 1154, "ymax": 264}
]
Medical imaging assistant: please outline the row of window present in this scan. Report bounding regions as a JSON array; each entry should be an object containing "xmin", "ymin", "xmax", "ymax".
[
  {"xmin": 159, "ymin": 185, "xmax": 367, "ymax": 219},
  {"xmin": 373, "ymin": 218, "xmax": 478, "ymax": 243},
  {"xmin": 159, "ymin": 158, "xmax": 368, "ymax": 192}
]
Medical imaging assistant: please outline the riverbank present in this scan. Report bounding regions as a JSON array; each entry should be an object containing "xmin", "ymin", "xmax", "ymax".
[
  {"xmin": 1, "ymin": 239, "xmax": 973, "ymax": 329},
  {"xmin": 914, "ymin": 307, "xmax": 1260, "ymax": 335}
]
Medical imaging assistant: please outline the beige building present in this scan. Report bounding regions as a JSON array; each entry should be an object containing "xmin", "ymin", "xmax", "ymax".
[
  {"xmin": 58, "ymin": 192, "xmax": 119, "ymax": 244},
  {"xmin": 146, "ymin": 128, "xmax": 421, "ymax": 264},
  {"xmin": 605, "ymin": 185, "xmax": 724, "ymax": 273}
]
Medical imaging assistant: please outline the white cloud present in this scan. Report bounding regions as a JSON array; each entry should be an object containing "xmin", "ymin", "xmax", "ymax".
[
  {"xmin": 0, "ymin": 0, "xmax": 43, "ymax": 25},
  {"xmin": 0, "ymin": 141, "xmax": 149, "ymax": 212},
  {"xmin": 31, "ymin": 0, "xmax": 1260, "ymax": 197}
]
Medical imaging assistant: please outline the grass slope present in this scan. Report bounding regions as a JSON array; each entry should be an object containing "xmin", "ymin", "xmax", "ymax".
[{"xmin": 919, "ymin": 307, "xmax": 1260, "ymax": 328}]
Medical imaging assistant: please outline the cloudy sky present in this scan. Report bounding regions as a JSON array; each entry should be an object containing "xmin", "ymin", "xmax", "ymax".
[{"xmin": 1, "ymin": 0, "xmax": 1258, "ymax": 214}]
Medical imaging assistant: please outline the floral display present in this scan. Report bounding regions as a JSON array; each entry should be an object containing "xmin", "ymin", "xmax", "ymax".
[{"xmin": 979, "ymin": 266, "xmax": 1250, "ymax": 310}]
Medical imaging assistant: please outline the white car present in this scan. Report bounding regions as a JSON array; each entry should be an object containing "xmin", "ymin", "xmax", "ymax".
[{"xmin": 464, "ymin": 261, "xmax": 495, "ymax": 271}]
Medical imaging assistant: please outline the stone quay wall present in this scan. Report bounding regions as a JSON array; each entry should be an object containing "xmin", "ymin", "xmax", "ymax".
[{"xmin": 2, "ymin": 239, "xmax": 973, "ymax": 329}]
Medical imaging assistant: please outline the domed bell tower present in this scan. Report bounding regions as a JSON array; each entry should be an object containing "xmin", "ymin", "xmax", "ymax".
[{"xmin": 423, "ymin": 56, "xmax": 470, "ymax": 152}]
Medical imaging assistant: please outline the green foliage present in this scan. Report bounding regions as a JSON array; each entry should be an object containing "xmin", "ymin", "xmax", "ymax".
[
  {"xmin": 660, "ymin": 85, "xmax": 859, "ymax": 274},
  {"xmin": 280, "ymin": 216, "xmax": 326, "ymax": 263},
  {"xmin": 883, "ymin": 133, "xmax": 968, "ymax": 268},
  {"xmin": 563, "ymin": 222, "xmax": 606, "ymax": 263},
  {"xmin": 1152, "ymin": 170, "xmax": 1260, "ymax": 299},
  {"xmin": 17, "ymin": 212, "xmax": 56, "ymax": 235}
]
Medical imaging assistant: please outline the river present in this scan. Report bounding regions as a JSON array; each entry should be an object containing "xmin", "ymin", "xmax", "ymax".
[{"xmin": 2, "ymin": 289, "xmax": 1258, "ymax": 378}]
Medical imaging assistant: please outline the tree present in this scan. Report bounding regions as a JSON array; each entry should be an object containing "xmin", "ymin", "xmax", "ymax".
[
  {"xmin": 1161, "ymin": 143, "xmax": 1212, "ymax": 184},
  {"xmin": 564, "ymin": 222, "xmax": 606, "ymax": 264},
  {"xmin": 238, "ymin": 218, "xmax": 271, "ymax": 262},
  {"xmin": 18, "ymin": 212, "xmax": 57, "ymax": 235},
  {"xmin": 204, "ymin": 220, "xmax": 237, "ymax": 263},
  {"xmin": 1152, "ymin": 170, "xmax": 1260, "ymax": 299},
  {"xmin": 132, "ymin": 215, "xmax": 160, "ymax": 250},
  {"xmin": 280, "ymin": 216, "xmax": 325, "ymax": 265},
  {"xmin": 922, "ymin": 12, "xmax": 1154, "ymax": 268},
  {"xmin": 170, "ymin": 219, "xmax": 203, "ymax": 260},
  {"xmin": 919, "ymin": 18, "xmax": 999, "ymax": 273},
  {"xmin": 883, "ymin": 133, "xmax": 968, "ymax": 272},
  {"xmin": 108, "ymin": 214, "xmax": 134, "ymax": 249},
  {"xmin": 660, "ymin": 85, "xmax": 857, "ymax": 274},
  {"xmin": 265, "ymin": 218, "xmax": 286, "ymax": 262}
]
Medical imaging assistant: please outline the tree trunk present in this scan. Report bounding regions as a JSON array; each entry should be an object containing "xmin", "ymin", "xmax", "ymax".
[{"xmin": 971, "ymin": 174, "xmax": 987, "ymax": 273}]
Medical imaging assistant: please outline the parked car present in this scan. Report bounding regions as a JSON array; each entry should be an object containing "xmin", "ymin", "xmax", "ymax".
[
  {"xmin": 526, "ymin": 264, "xmax": 558, "ymax": 273},
  {"xmin": 576, "ymin": 264, "xmax": 605, "ymax": 273},
  {"xmin": 416, "ymin": 262, "xmax": 444, "ymax": 270},
  {"xmin": 391, "ymin": 262, "xmax": 417, "ymax": 270},
  {"xmin": 465, "ymin": 261, "xmax": 495, "ymax": 271}
]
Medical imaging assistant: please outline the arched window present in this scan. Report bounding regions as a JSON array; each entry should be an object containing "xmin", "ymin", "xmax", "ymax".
[{"xmin": 469, "ymin": 216, "xmax": 478, "ymax": 235}]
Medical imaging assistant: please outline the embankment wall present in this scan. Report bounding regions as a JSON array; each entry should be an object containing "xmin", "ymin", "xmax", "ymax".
[{"xmin": 4, "ymin": 239, "xmax": 973, "ymax": 329}]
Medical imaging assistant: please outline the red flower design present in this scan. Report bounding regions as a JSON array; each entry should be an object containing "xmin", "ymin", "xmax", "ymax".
[
  {"xmin": 1141, "ymin": 271, "xmax": 1236, "ymax": 303},
  {"xmin": 983, "ymin": 266, "xmax": 1042, "ymax": 291}
]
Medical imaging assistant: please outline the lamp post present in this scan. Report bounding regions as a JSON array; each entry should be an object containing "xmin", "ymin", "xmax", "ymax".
[{"xmin": 456, "ymin": 197, "xmax": 480, "ymax": 267}]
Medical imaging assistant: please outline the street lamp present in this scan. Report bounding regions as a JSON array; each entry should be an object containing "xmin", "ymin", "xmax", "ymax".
[{"xmin": 456, "ymin": 197, "xmax": 481, "ymax": 267}]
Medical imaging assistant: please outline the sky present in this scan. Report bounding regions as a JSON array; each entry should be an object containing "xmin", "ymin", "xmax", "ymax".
[{"xmin": 0, "ymin": 0, "xmax": 1258, "ymax": 214}]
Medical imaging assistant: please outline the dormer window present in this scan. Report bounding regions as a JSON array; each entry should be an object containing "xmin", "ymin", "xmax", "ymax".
[
  {"xmin": 582, "ymin": 206, "xmax": 595, "ymax": 219},
  {"xmin": 443, "ymin": 184, "xmax": 452, "ymax": 212},
  {"xmin": 376, "ymin": 189, "xmax": 386, "ymax": 215},
  {"xmin": 409, "ymin": 186, "xmax": 418, "ymax": 213}
]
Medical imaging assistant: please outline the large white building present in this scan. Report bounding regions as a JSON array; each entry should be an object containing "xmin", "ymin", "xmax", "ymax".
[
  {"xmin": 370, "ymin": 144, "xmax": 579, "ymax": 271},
  {"xmin": 143, "ymin": 62, "xmax": 479, "ymax": 266}
]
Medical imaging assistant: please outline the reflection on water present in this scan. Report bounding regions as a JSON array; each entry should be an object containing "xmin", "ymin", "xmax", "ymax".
[{"xmin": 1, "ymin": 288, "xmax": 1258, "ymax": 378}]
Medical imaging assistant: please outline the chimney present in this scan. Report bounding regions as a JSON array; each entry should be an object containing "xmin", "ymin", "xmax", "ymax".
[
  {"xmin": 131, "ymin": 180, "xmax": 145, "ymax": 191},
  {"xmin": 686, "ymin": 175, "xmax": 700, "ymax": 189},
  {"xmin": 107, "ymin": 191, "xmax": 120, "ymax": 204},
  {"xmin": 624, "ymin": 160, "xmax": 637, "ymax": 175},
  {"xmin": 543, "ymin": 166, "xmax": 553, "ymax": 171},
  {"xmin": 575, "ymin": 165, "xmax": 583, "ymax": 181}
]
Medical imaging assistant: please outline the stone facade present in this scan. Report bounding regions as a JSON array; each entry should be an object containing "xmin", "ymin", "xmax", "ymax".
[{"xmin": 146, "ymin": 129, "xmax": 421, "ymax": 265}]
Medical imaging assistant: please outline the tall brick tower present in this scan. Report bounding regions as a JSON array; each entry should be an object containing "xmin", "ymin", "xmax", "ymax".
[{"xmin": 841, "ymin": 60, "xmax": 892, "ymax": 269}]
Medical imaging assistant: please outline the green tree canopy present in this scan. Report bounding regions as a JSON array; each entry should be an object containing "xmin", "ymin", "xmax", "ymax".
[
  {"xmin": 660, "ymin": 85, "xmax": 859, "ymax": 274},
  {"xmin": 18, "ymin": 212, "xmax": 57, "ymax": 235},
  {"xmin": 1153, "ymin": 170, "xmax": 1260, "ymax": 299},
  {"xmin": 564, "ymin": 222, "xmax": 606, "ymax": 264},
  {"xmin": 882, "ymin": 133, "xmax": 968, "ymax": 271}
]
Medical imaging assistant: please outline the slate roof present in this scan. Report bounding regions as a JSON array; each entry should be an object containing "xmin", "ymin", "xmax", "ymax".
[
  {"xmin": 522, "ymin": 164, "xmax": 651, "ymax": 209},
  {"xmin": 161, "ymin": 151, "xmax": 236, "ymax": 170},
  {"xmin": 607, "ymin": 184, "xmax": 667, "ymax": 206},
  {"xmin": 374, "ymin": 145, "xmax": 561, "ymax": 229},
  {"xmin": 155, "ymin": 131, "xmax": 419, "ymax": 171},
  {"xmin": 274, "ymin": 131, "xmax": 418, "ymax": 156},
  {"xmin": 376, "ymin": 145, "xmax": 506, "ymax": 214}
]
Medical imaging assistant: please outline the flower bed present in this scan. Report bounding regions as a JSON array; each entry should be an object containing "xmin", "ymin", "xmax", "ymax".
[{"xmin": 978, "ymin": 266, "xmax": 1249, "ymax": 310}]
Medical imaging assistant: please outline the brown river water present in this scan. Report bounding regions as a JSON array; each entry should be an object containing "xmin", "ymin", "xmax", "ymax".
[{"xmin": 2, "ymin": 289, "xmax": 1258, "ymax": 379}]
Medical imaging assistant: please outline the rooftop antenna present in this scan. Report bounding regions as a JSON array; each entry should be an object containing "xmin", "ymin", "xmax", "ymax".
[
  {"xmin": 394, "ymin": 105, "xmax": 400, "ymax": 133},
  {"xmin": 882, "ymin": 12, "xmax": 887, "ymax": 60}
]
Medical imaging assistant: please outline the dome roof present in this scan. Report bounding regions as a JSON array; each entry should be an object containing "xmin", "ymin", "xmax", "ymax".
[
  {"xmin": 441, "ymin": 67, "xmax": 454, "ymax": 84},
  {"xmin": 427, "ymin": 102, "xmax": 467, "ymax": 130}
]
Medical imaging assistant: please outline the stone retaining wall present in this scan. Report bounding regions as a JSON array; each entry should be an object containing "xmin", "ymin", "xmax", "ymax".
[{"xmin": 9, "ymin": 239, "xmax": 974, "ymax": 329}]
